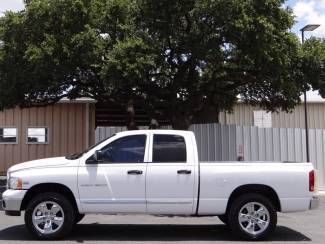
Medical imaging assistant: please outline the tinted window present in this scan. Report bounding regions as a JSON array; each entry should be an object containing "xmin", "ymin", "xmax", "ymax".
[
  {"xmin": 153, "ymin": 134, "xmax": 187, "ymax": 162},
  {"xmin": 100, "ymin": 135, "xmax": 146, "ymax": 163}
]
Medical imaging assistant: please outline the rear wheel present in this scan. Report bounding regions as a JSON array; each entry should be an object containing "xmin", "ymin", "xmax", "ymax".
[
  {"xmin": 228, "ymin": 193, "xmax": 277, "ymax": 240},
  {"xmin": 25, "ymin": 192, "xmax": 75, "ymax": 240}
]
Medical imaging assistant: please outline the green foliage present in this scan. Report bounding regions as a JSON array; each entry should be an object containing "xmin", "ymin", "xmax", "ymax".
[
  {"xmin": 299, "ymin": 38, "xmax": 325, "ymax": 96},
  {"xmin": 0, "ymin": 0, "xmax": 324, "ymax": 128}
]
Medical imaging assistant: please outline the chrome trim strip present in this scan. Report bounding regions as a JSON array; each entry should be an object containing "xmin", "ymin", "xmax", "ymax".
[
  {"xmin": 81, "ymin": 199, "xmax": 146, "ymax": 204},
  {"xmin": 147, "ymin": 201, "xmax": 192, "ymax": 204},
  {"xmin": 81, "ymin": 199, "xmax": 193, "ymax": 204}
]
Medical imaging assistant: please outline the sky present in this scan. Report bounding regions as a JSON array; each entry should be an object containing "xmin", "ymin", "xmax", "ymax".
[{"xmin": 286, "ymin": 0, "xmax": 325, "ymax": 39}]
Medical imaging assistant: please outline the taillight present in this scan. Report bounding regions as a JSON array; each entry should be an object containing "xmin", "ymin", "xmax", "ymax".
[{"xmin": 309, "ymin": 170, "xmax": 315, "ymax": 192}]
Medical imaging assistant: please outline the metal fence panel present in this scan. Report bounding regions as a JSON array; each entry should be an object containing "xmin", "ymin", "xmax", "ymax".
[
  {"xmin": 265, "ymin": 128, "xmax": 273, "ymax": 161},
  {"xmin": 95, "ymin": 123, "xmax": 325, "ymax": 190},
  {"xmin": 258, "ymin": 128, "xmax": 266, "ymax": 161}
]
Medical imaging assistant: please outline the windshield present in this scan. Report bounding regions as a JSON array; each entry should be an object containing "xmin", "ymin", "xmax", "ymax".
[{"xmin": 65, "ymin": 134, "xmax": 116, "ymax": 160}]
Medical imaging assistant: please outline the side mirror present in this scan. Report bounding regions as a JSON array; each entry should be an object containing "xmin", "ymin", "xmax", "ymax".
[
  {"xmin": 94, "ymin": 150, "xmax": 104, "ymax": 162},
  {"xmin": 86, "ymin": 150, "xmax": 104, "ymax": 164}
]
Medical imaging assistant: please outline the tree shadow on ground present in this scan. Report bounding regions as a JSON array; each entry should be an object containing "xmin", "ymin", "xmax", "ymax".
[{"xmin": 0, "ymin": 223, "xmax": 311, "ymax": 242}]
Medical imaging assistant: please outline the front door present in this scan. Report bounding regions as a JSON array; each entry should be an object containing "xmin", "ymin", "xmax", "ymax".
[
  {"xmin": 146, "ymin": 133, "xmax": 196, "ymax": 215},
  {"xmin": 78, "ymin": 134, "xmax": 148, "ymax": 213}
]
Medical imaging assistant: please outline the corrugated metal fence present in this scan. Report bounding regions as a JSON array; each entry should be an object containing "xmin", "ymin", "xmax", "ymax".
[{"xmin": 95, "ymin": 124, "xmax": 325, "ymax": 190}]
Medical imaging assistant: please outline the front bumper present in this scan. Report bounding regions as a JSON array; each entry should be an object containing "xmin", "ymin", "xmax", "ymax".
[
  {"xmin": 2, "ymin": 189, "xmax": 27, "ymax": 215},
  {"xmin": 309, "ymin": 195, "xmax": 320, "ymax": 210}
]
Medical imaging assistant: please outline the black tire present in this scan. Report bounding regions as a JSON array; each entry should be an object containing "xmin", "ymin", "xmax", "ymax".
[
  {"xmin": 75, "ymin": 213, "xmax": 85, "ymax": 224},
  {"xmin": 218, "ymin": 214, "xmax": 229, "ymax": 225},
  {"xmin": 25, "ymin": 192, "xmax": 75, "ymax": 240},
  {"xmin": 228, "ymin": 193, "xmax": 277, "ymax": 241}
]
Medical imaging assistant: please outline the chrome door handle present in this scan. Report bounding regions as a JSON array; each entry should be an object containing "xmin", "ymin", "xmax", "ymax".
[
  {"xmin": 177, "ymin": 170, "xmax": 191, "ymax": 174},
  {"xmin": 127, "ymin": 170, "xmax": 143, "ymax": 175}
]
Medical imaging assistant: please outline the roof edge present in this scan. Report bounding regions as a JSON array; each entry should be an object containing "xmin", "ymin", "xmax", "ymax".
[{"xmin": 58, "ymin": 97, "xmax": 97, "ymax": 104}]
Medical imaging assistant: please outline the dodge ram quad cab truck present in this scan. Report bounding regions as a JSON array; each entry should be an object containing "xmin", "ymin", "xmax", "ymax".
[{"xmin": 2, "ymin": 130, "xmax": 319, "ymax": 240}]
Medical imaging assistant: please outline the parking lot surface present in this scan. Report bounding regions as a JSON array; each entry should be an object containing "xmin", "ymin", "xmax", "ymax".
[{"xmin": 0, "ymin": 187, "xmax": 324, "ymax": 244}]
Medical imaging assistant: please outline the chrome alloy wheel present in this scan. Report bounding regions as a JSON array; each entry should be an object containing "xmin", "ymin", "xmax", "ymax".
[
  {"xmin": 32, "ymin": 201, "xmax": 65, "ymax": 234},
  {"xmin": 238, "ymin": 202, "xmax": 270, "ymax": 236}
]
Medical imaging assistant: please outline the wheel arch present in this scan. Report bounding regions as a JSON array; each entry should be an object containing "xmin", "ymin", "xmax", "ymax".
[
  {"xmin": 21, "ymin": 183, "xmax": 79, "ymax": 213},
  {"xmin": 226, "ymin": 184, "xmax": 281, "ymax": 213}
]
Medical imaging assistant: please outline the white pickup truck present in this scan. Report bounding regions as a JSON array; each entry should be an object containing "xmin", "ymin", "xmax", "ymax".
[{"xmin": 2, "ymin": 130, "xmax": 319, "ymax": 240}]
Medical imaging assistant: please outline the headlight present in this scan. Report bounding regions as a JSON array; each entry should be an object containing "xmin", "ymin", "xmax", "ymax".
[{"xmin": 9, "ymin": 177, "xmax": 23, "ymax": 190}]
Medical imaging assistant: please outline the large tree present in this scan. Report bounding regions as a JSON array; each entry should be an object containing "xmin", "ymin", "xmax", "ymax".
[
  {"xmin": 0, "ymin": 0, "xmax": 324, "ymax": 129},
  {"xmin": 299, "ymin": 38, "xmax": 325, "ymax": 96}
]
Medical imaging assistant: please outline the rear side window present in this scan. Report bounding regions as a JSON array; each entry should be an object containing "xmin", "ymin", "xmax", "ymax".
[{"xmin": 152, "ymin": 134, "xmax": 187, "ymax": 162}]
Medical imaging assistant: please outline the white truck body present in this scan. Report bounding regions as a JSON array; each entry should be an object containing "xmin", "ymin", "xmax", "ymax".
[{"xmin": 2, "ymin": 130, "xmax": 319, "ymax": 240}]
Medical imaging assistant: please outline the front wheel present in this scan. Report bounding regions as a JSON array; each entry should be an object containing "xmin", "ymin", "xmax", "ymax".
[
  {"xmin": 228, "ymin": 193, "xmax": 277, "ymax": 240},
  {"xmin": 25, "ymin": 192, "xmax": 75, "ymax": 240}
]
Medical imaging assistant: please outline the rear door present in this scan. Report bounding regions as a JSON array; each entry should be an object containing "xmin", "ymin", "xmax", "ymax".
[{"xmin": 146, "ymin": 132, "xmax": 196, "ymax": 215}]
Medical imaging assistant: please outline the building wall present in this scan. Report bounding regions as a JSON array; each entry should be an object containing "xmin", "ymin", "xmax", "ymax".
[
  {"xmin": 0, "ymin": 103, "xmax": 95, "ymax": 173},
  {"xmin": 219, "ymin": 103, "xmax": 325, "ymax": 129}
]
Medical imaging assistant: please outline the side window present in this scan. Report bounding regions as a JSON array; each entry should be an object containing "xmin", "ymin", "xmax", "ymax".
[
  {"xmin": 27, "ymin": 127, "xmax": 48, "ymax": 144},
  {"xmin": 152, "ymin": 134, "xmax": 187, "ymax": 163},
  {"xmin": 99, "ymin": 135, "xmax": 146, "ymax": 163},
  {"xmin": 0, "ymin": 127, "xmax": 18, "ymax": 144}
]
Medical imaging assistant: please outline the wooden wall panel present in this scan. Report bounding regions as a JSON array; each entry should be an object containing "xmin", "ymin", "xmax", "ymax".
[
  {"xmin": 75, "ymin": 104, "xmax": 83, "ymax": 153},
  {"xmin": 4, "ymin": 109, "xmax": 14, "ymax": 171},
  {"xmin": 52, "ymin": 105, "xmax": 61, "ymax": 157},
  {"xmin": 219, "ymin": 103, "xmax": 325, "ymax": 129},
  {"xmin": 0, "ymin": 110, "xmax": 5, "ymax": 173},
  {"xmin": 28, "ymin": 107, "xmax": 37, "ymax": 161},
  {"xmin": 37, "ymin": 106, "xmax": 46, "ymax": 159},
  {"xmin": 60, "ymin": 104, "xmax": 68, "ymax": 155},
  {"xmin": 21, "ymin": 108, "xmax": 29, "ymax": 165},
  {"xmin": 12, "ymin": 107, "xmax": 21, "ymax": 165},
  {"xmin": 89, "ymin": 104, "xmax": 96, "ymax": 146},
  {"xmin": 68, "ymin": 104, "xmax": 76, "ymax": 153},
  {"xmin": 0, "ymin": 103, "xmax": 95, "ymax": 174},
  {"xmin": 45, "ymin": 106, "xmax": 53, "ymax": 158}
]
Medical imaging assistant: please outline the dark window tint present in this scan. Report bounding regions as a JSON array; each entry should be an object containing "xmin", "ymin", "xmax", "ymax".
[
  {"xmin": 100, "ymin": 135, "xmax": 146, "ymax": 163},
  {"xmin": 153, "ymin": 134, "xmax": 186, "ymax": 162}
]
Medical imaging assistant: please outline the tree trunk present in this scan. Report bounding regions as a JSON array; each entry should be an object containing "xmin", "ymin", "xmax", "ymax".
[
  {"xmin": 171, "ymin": 113, "xmax": 192, "ymax": 130},
  {"xmin": 149, "ymin": 118, "xmax": 159, "ymax": 129},
  {"xmin": 126, "ymin": 99, "xmax": 138, "ymax": 130},
  {"xmin": 192, "ymin": 105, "xmax": 220, "ymax": 124},
  {"xmin": 148, "ymin": 109, "xmax": 160, "ymax": 129}
]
